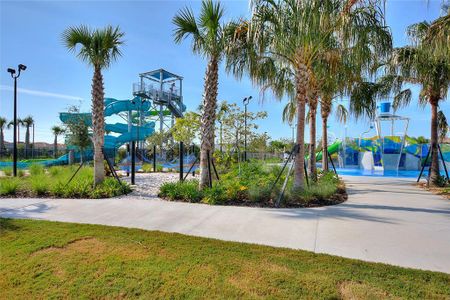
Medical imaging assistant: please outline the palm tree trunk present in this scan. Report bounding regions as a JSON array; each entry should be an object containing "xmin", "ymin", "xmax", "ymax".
[
  {"xmin": 92, "ymin": 65, "xmax": 105, "ymax": 186},
  {"xmin": 25, "ymin": 127, "xmax": 30, "ymax": 159},
  {"xmin": 0, "ymin": 129, "xmax": 4, "ymax": 156},
  {"xmin": 308, "ymin": 97, "xmax": 318, "ymax": 181},
  {"xmin": 199, "ymin": 57, "xmax": 218, "ymax": 189},
  {"xmin": 293, "ymin": 63, "xmax": 308, "ymax": 189},
  {"xmin": 322, "ymin": 116, "xmax": 329, "ymax": 171},
  {"xmin": 321, "ymin": 99, "xmax": 331, "ymax": 171},
  {"xmin": 429, "ymin": 99, "xmax": 440, "ymax": 183},
  {"xmin": 54, "ymin": 135, "xmax": 58, "ymax": 159}
]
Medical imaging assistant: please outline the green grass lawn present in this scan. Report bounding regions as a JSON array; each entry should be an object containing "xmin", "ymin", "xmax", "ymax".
[{"xmin": 1, "ymin": 218, "xmax": 449, "ymax": 299}]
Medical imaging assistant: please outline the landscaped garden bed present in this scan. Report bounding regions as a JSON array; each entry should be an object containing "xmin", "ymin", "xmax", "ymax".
[
  {"xmin": 0, "ymin": 165, "xmax": 130, "ymax": 199},
  {"xmin": 159, "ymin": 162, "xmax": 347, "ymax": 207}
]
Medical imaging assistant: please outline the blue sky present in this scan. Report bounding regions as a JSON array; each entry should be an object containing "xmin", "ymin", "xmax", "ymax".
[{"xmin": 0, "ymin": 0, "xmax": 448, "ymax": 144}]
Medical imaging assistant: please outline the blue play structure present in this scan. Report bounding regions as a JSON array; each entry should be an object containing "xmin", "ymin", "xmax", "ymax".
[
  {"xmin": 0, "ymin": 69, "xmax": 187, "ymax": 170},
  {"xmin": 60, "ymin": 96, "xmax": 156, "ymax": 151}
]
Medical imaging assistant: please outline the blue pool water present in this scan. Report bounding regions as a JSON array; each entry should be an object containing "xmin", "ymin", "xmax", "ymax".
[{"xmin": 335, "ymin": 168, "xmax": 426, "ymax": 178}]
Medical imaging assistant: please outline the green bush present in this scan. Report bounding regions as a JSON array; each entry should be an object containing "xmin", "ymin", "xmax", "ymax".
[
  {"xmin": 0, "ymin": 165, "xmax": 130, "ymax": 199},
  {"xmin": 159, "ymin": 162, "xmax": 343, "ymax": 207},
  {"xmin": 3, "ymin": 168, "xmax": 12, "ymax": 177},
  {"xmin": 202, "ymin": 183, "xmax": 226, "ymax": 205},
  {"xmin": 30, "ymin": 175, "xmax": 50, "ymax": 196},
  {"xmin": 0, "ymin": 178, "xmax": 20, "ymax": 195},
  {"xmin": 29, "ymin": 164, "xmax": 44, "ymax": 176},
  {"xmin": 17, "ymin": 169, "xmax": 25, "ymax": 177},
  {"xmin": 433, "ymin": 175, "xmax": 449, "ymax": 188}
]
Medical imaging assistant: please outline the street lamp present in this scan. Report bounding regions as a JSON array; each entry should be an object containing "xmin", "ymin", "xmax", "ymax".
[
  {"xmin": 243, "ymin": 95, "xmax": 252, "ymax": 161},
  {"xmin": 7, "ymin": 64, "xmax": 27, "ymax": 177}
]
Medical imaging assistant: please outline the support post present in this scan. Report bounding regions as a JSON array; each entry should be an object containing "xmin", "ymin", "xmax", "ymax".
[
  {"xmin": 417, "ymin": 145, "xmax": 431, "ymax": 182},
  {"xmin": 179, "ymin": 142, "xmax": 184, "ymax": 181},
  {"xmin": 153, "ymin": 145, "xmax": 156, "ymax": 172},
  {"xmin": 327, "ymin": 150, "xmax": 337, "ymax": 175},
  {"xmin": 13, "ymin": 77, "xmax": 17, "ymax": 177},
  {"xmin": 131, "ymin": 141, "xmax": 136, "ymax": 185},
  {"xmin": 207, "ymin": 150, "xmax": 213, "ymax": 188},
  {"xmin": 438, "ymin": 144, "xmax": 449, "ymax": 180}
]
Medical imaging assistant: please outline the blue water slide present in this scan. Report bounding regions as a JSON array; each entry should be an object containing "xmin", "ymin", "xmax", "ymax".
[{"xmin": 104, "ymin": 97, "xmax": 151, "ymax": 117}]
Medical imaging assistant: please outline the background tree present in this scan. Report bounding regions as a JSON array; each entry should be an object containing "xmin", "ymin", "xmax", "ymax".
[
  {"xmin": 217, "ymin": 101, "xmax": 229, "ymax": 153},
  {"xmin": 0, "ymin": 117, "xmax": 7, "ymax": 154},
  {"xmin": 171, "ymin": 111, "xmax": 200, "ymax": 146},
  {"xmin": 51, "ymin": 126, "xmax": 65, "ymax": 158},
  {"xmin": 249, "ymin": 132, "xmax": 270, "ymax": 155},
  {"xmin": 388, "ymin": 16, "xmax": 450, "ymax": 183},
  {"xmin": 227, "ymin": 0, "xmax": 391, "ymax": 188},
  {"xmin": 21, "ymin": 116, "xmax": 34, "ymax": 158},
  {"xmin": 220, "ymin": 103, "xmax": 267, "ymax": 154},
  {"xmin": 146, "ymin": 129, "xmax": 171, "ymax": 156},
  {"xmin": 63, "ymin": 25, "xmax": 124, "ymax": 185},
  {"xmin": 173, "ymin": 0, "xmax": 230, "ymax": 189},
  {"xmin": 64, "ymin": 106, "xmax": 92, "ymax": 162},
  {"xmin": 7, "ymin": 118, "xmax": 23, "ymax": 145}
]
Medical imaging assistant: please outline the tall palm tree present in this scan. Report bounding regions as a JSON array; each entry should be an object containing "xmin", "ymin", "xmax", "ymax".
[
  {"xmin": 62, "ymin": 25, "xmax": 124, "ymax": 185},
  {"xmin": 173, "ymin": 0, "xmax": 229, "ymax": 189},
  {"xmin": 51, "ymin": 126, "xmax": 65, "ymax": 158},
  {"xmin": 8, "ymin": 118, "xmax": 23, "ymax": 144},
  {"xmin": 389, "ymin": 19, "xmax": 450, "ymax": 183},
  {"xmin": 228, "ymin": 0, "xmax": 390, "ymax": 188},
  {"xmin": 217, "ymin": 101, "xmax": 229, "ymax": 153},
  {"xmin": 0, "ymin": 117, "xmax": 7, "ymax": 154},
  {"xmin": 21, "ymin": 116, "xmax": 34, "ymax": 158}
]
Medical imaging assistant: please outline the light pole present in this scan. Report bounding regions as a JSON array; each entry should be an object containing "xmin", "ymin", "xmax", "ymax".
[
  {"xmin": 7, "ymin": 64, "xmax": 27, "ymax": 177},
  {"xmin": 243, "ymin": 96, "xmax": 252, "ymax": 161}
]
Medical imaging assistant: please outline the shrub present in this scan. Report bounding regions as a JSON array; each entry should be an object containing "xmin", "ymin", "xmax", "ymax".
[
  {"xmin": 17, "ymin": 169, "xmax": 25, "ymax": 177},
  {"xmin": 433, "ymin": 175, "xmax": 448, "ymax": 188},
  {"xmin": 0, "ymin": 178, "xmax": 20, "ymax": 195},
  {"xmin": 202, "ymin": 183, "xmax": 226, "ymax": 205},
  {"xmin": 29, "ymin": 164, "xmax": 44, "ymax": 176},
  {"xmin": 30, "ymin": 175, "xmax": 51, "ymax": 196},
  {"xmin": 159, "ymin": 180, "xmax": 202, "ymax": 202},
  {"xmin": 3, "ymin": 168, "xmax": 12, "ymax": 177}
]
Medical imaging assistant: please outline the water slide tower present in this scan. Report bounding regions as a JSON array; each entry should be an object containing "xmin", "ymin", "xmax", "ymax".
[
  {"xmin": 374, "ymin": 101, "xmax": 409, "ymax": 171},
  {"xmin": 133, "ymin": 69, "xmax": 185, "ymax": 134}
]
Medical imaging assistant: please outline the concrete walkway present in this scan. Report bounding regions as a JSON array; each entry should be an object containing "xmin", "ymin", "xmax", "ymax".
[{"xmin": 1, "ymin": 175, "xmax": 449, "ymax": 274}]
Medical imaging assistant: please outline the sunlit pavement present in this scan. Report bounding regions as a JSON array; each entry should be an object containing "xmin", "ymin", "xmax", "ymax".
[{"xmin": 1, "ymin": 174, "xmax": 449, "ymax": 274}]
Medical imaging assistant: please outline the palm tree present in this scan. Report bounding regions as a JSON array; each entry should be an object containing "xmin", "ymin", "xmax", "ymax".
[
  {"xmin": 51, "ymin": 126, "xmax": 65, "ymax": 158},
  {"xmin": 0, "ymin": 117, "xmax": 7, "ymax": 154},
  {"xmin": 173, "ymin": 0, "xmax": 229, "ymax": 189},
  {"xmin": 217, "ymin": 101, "xmax": 229, "ymax": 153},
  {"xmin": 21, "ymin": 116, "xmax": 34, "ymax": 158},
  {"xmin": 388, "ymin": 19, "xmax": 450, "ymax": 183},
  {"xmin": 62, "ymin": 25, "xmax": 124, "ymax": 185},
  {"xmin": 228, "ymin": 0, "xmax": 390, "ymax": 188},
  {"xmin": 7, "ymin": 118, "xmax": 23, "ymax": 144}
]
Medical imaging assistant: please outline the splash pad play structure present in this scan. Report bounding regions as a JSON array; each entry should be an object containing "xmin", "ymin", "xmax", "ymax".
[
  {"xmin": 334, "ymin": 102, "xmax": 449, "ymax": 178},
  {"xmin": 60, "ymin": 69, "xmax": 186, "ymax": 166},
  {"xmin": 0, "ymin": 69, "xmax": 186, "ymax": 169}
]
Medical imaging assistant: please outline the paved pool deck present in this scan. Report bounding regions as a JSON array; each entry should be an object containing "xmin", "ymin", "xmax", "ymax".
[{"xmin": 1, "ymin": 175, "xmax": 449, "ymax": 274}]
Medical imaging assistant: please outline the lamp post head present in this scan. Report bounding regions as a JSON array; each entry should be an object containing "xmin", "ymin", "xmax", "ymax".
[
  {"xmin": 18, "ymin": 64, "xmax": 27, "ymax": 71},
  {"xmin": 243, "ymin": 96, "xmax": 252, "ymax": 106},
  {"xmin": 7, "ymin": 68, "xmax": 16, "ymax": 77}
]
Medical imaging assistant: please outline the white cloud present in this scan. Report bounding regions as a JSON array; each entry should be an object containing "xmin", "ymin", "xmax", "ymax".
[{"xmin": 0, "ymin": 85, "xmax": 83, "ymax": 101}]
